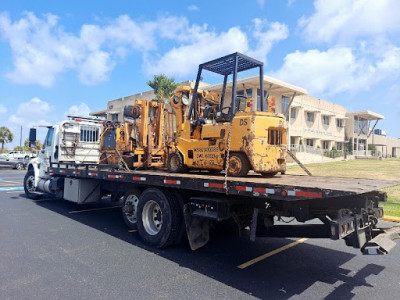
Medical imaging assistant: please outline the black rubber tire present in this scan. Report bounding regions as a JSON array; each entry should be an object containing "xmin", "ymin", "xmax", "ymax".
[
  {"xmin": 227, "ymin": 152, "xmax": 250, "ymax": 177},
  {"xmin": 23, "ymin": 169, "xmax": 40, "ymax": 200},
  {"xmin": 121, "ymin": 188, "xmax": 141, "ymax": 229},
  {"xmin": 15, "ymin": 163, "xmax": 24, "ymax": 170},
  {"xmin": 137, "ymin": 188, "xmax": 184, "ymax": 248},
  {"xmin": 167, "ymin": 152, "xmax": 188, "ymax": 173}
]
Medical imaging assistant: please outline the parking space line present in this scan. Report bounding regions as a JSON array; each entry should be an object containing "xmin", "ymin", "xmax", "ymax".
[
  {"xmin": 0, "ymin": 187, "xmax": 24, "ymax": 192},
  {"xmin": 128, "ymin": 229, "xmax": 137, "ymax": 233},
  {"xmin": 2, "ymin": 180, "xmax": 21, "ymax": 184},
  {"xmin": 237, "ymin": 238, "xmax": 308, "ymax": 269},
  {"xmin": 6, "ymin": 191, "xmax": 23, "ymax": 194},
  {"xmin": 68, "ymin": 206, "xmax": 121, "ymax": 214}
]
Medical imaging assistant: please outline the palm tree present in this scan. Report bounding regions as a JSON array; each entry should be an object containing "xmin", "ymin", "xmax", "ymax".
[
  {"xmin": 147, "ymin": 74, "xmax": 179, "ymax": 102},
  {"xmin": 0, "ymin": 126, "xmax": 13, "ymax": 152}
]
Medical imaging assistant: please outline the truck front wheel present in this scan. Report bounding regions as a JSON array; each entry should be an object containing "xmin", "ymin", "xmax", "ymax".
[
  {"xmin": 137, "ymin": 188, "xmax": 183, "ymax": 248},
  {"xmin": 122, "ymin": 189, "xmax": 141, "ymax": 229},
  {"xmin": 24, "ymin": 169, "xmax": 40, "ymax": 200}
]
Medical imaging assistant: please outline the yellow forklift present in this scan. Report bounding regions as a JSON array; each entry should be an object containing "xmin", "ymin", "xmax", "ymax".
[{"xmin": 167, "ymin": 52, "xmax": 287, "ymax": 177}]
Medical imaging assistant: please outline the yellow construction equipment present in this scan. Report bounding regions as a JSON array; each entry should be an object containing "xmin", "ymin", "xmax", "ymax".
[
  {"xmin": 100, "ymin": 100, "xmax": 166, "ymax": 169},
  {"xmin": 100, "ymin": 52, "xmax": 287, "ymax": 177}
]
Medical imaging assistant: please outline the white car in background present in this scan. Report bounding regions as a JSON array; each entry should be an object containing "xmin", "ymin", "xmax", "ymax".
[{"xmin": 0, "ymin": 151, "xmax": 36, "ymax": 161}]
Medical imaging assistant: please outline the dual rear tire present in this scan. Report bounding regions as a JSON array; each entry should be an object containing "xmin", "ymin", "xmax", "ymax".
[{"xmin": 127, "ymin": 188, "xmax": 185, "ymax": 248}]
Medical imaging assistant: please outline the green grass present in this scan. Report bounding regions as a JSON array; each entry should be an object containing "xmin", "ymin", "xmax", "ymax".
[{"xmin": 286, "ymin": 158, "xmax": 400, "ymax": 217}]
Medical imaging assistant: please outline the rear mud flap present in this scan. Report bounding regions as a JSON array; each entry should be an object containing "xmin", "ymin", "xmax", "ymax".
[
  {"xmin": 362, "ymin": 225, "xmax": 400, "ymax": 255},
  {"xmin": 183, "ymin": 204, "xmax": 210, "ymax": 250}
]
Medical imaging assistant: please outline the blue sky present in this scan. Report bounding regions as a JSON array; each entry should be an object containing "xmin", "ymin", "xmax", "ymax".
[{"xmin": 0, "ymin": 0, "xmax": 399, "ymax": 148}]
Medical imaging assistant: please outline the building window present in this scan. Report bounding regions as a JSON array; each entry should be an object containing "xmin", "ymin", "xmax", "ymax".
[
  {"xmin": 281, "ymin": 96, "xmax": 289, "ymax": 116},
  {"xmin": 306, "ymin": 139, "xmax": 314, "ymax": 147},
  {"xmin": 322, "ymin": 115, "xmax": 330, "ymax": 125},
  {"xmin": 336, "ymin": 119, "xmax": 344, "ymax": 128},
  {"xmin": 290, "ymin": 108, "xmax": 296, "ymax": 119},
  {"xmin": 336, "ymin": 142, "xmax": 343, "ymax": 150},
  {"xmin": 256, "ymin": 89, "xmax": 266, "ymax": 111},
  {"xmin": 354, "ymin": 116, "xmax": 368, "ymax": 135},
  {"xmin": 237, "ymin": 89, "xmax": 253, "ymax": 98},
  {"xmin": 322, "ymin": 141, "xmax": 329, "ymax": 150},
  {"xmin": 111, "ymin": 114, "xmax": 119, "ymax": 121},
  {"xmin": 306, "ymin": 112, "xmax": 314, "ymax": 122}
]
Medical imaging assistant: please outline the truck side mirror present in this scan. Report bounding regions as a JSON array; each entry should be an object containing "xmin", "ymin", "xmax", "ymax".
[{"xmin": 29, "ymin": 128, "xmax": 37, "ymax": 148}]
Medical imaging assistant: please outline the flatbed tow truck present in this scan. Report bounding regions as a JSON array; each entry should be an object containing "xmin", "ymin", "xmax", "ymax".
[
  {"xmin": 24, "ymin": 53, "xmax": 400, "ymax": 255},
  {"xmin": 39, "ymin": 162, "xmax": 400, "ymax": 255}
]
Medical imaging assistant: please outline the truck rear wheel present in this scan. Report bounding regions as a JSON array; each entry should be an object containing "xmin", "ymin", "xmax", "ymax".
[
  {"xmin": 122, "ymin": 189, "xmax": 141, "ymax": 229},
  {"xmin": 137, "ymin": 188, "xmax": 183, "ymax": 248},
  {"xmin": 24, "ymin": 169, "xmax": 40, "ymax": 200},
  {"xmin": 228, "ymin": 153, "xmax": 250, "ymax": 177}
]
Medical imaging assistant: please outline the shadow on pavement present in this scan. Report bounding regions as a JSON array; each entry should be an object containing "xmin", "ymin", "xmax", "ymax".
[{"xmin": 26, "ymin": 195, "xmax": 384, "ymax": 299}]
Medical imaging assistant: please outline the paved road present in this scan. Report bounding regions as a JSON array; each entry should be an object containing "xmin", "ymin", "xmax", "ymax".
[{"xmin": 1, "ymin": 169, "xmax": 400, "ymax": 299}]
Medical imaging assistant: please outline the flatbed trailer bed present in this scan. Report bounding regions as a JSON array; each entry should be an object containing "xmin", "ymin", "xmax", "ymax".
[
  {"xmin": 48, "ymin": 163, "xmax": 398, "ymax": 201},
  {"xmin": 36, "ymin": 163, "xmax": 400, "ymax": 254}
]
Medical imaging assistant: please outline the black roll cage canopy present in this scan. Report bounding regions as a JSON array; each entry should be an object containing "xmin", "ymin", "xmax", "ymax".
[{"xmin": 187, "ymin": 52, "xmax": 264, "ymax": 121}]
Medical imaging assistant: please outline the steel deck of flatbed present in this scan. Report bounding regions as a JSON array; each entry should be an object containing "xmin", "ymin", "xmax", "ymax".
[{"xmin": 48, "ymin": 164, "xmax": 400, "ymax": 201}]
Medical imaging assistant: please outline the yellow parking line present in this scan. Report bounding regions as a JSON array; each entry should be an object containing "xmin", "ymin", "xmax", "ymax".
[
  {"xmin": 69, "ymin": 206, "xmax": 121, "ymax": 214},
  {"xmin": 128, "ymin": 229, "xmax": 137, "ymax": 233},
  {"xmin": 237, "ymin": 238, "xmax": 308, "ymax": 269},
  {"xmin": 382, "ymin": 216, "xmax": 400, "ymax": 222},
  {"xmin": 6, "ymin": 191, "xmax": 23, "ymax": 194}
]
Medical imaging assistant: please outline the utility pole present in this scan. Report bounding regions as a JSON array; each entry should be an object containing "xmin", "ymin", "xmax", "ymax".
[{"xmin": 20, "ymin": 125, "xmax": 22, "ymax": 147}]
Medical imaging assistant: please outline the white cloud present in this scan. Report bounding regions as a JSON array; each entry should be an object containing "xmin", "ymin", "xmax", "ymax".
[
  {"xmin": 248, "ymin": 19, "xmax": 288, "ymax": 62},
  {"xmin": 0, "ymin": 12, "xmax": 157, "ymax": 87},
  {"xmin": 187, "ymin": 5, "xmax": 199, "ymax": 11},
  {"xmin": 65, "ymin": 102, "xmax": 91, "ymax": 117},
  {"xmin": 144, "ymin": 27, "xmax": 249, "ymax": 77},
  {"xmin": 0, "ymin": 12, "xmax": 289, "ymax": 86},
  {"xmin": 300, "ymin": 0, "xmax": 400, "ymax": 44},
  {"xmin": 272, "ymin": 45, "xmax": 400, "ymax": 96},
  {"xmin": 8, "ymin": 97, "xmax": 53, "ymax": 127},
  {"xmin": 145, "ymin": 19, "xmax": 288, "ymax": 77},
  {"xmin": 0, "ymin": 104, "xmax": 7, "ymax": 114}
]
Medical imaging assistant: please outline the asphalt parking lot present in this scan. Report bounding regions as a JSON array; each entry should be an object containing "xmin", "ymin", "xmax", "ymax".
[{"xmin": 1, "ymin": 169, "xmax": 400, "ymax": 299}]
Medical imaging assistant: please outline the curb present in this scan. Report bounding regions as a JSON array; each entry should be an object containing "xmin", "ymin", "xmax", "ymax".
[{"xmin": 382, "ymin": 216, "xmax": 400, "ymax": 223}]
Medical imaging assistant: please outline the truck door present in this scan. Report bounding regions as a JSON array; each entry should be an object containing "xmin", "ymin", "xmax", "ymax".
[{"xmin": 40, "ymin": 127, "xmax": 55, "ymax": 165}]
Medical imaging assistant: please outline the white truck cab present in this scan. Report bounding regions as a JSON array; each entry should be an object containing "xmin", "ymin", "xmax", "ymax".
[{"xmin": 24, "ymin": 116, "xmax": 104, "ymax": 198}]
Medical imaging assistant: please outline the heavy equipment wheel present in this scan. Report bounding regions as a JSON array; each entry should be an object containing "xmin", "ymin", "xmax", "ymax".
[
  {"xmin": 167, "ymin": 152, "xmax": 188, "ymax": 173},
  {"xmin": 122, "ymin": 189, "xmax": 141, "ymax": 229},
  {"xmin": 23, "ymin": 169, "xmax": 40, "ymax": 200},
  {"xmin": 137, "ymin": 188, "xmax": 184, "ymax": 248},
  {"xmin": 227, "ymin": 153, "xmax": 250, "ymax": 177},
  {"xmin": 261, "ymin": 172, "xmax": 278, "ymax": 178},
  {"xmin": 15, "ymin": 162, "xmax": 24, "ymax": 170}
]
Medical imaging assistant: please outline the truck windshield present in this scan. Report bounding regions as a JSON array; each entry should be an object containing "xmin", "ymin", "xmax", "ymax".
[{"xmin": 43, "ymin": 128, "xmax": 54, "ymax": 147}]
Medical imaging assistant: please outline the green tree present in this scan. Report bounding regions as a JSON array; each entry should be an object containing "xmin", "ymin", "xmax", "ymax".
[
  {"xmin": 0, "ymin": 126, "xmax": 13, "ymax": 151},
  {"xmin": 24, "ymin": 138, "xmax": 43, "ymax": 150},
  {"xmin": 14, "ymin": 146, "xmax": 24, "ymax": 151},
  {"xmin": 147, "ymin": 74, "xmax": 179, "ymax": 102}
]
